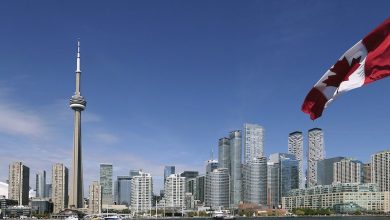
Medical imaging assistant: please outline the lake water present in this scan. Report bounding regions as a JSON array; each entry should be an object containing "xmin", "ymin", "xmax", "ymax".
[
  {"xmin": 235, "ymin": 217, "xmax": 390, "ymax": 220},
  {"xmin": 141, "ymin": 216, "xmax": 390, "ymax": 220}
]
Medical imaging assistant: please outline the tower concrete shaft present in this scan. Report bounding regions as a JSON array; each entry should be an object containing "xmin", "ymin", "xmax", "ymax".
[{"xmin": 69, "ymin": 41, "xmax": 86, "ymax": 209}]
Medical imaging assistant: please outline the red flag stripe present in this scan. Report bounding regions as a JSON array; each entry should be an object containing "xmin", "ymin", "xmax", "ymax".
[
  {"xmin": 301, "ymin": 87, "xmax": 328, "ymax": 120},
  {"xmin": 363, "ymin": 18, "xmax": 390, "ymax": 52},
  {"xmin": 363, "ymin": 18, "xmax": 390, "ymax": 84}
]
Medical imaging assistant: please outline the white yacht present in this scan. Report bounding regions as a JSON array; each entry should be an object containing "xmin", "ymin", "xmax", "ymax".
[
  {"xmin": 64, "ymin": 216, "xmax": 79, "ymax": 220},
  {"xmin": 104, "ymin": 215, "xmax": 122, "ymax": 220},
  {"xmin": 211, "ymin": 210, "xmax": 235, "ymax": 220}
]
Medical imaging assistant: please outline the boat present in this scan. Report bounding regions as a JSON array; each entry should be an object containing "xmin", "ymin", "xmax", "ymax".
[
  {"xmin": 64, "ymin": 216, "xmax": 78, "ymax": 220},
  {"xmin": 222, "ymin": 215, "xmax": 235, "ymax": 220},
  {"xmin": 104, "ymin": 215, "xmax": 122, "ymax": 220},
  {"xmin": 211, "ymin": 210, "xmax": 235, "ymax": 220},
  {"xmin": 212, "ymin": 210, "xmax": 224, "ymax": 219}
]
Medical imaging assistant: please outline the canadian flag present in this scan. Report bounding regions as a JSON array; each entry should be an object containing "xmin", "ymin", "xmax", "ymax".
[{"xmin": 302, "ymin": 17, "xmax": 390, "ymax": 120}]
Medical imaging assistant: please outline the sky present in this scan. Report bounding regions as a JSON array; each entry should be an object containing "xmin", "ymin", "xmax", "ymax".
[{"xmin": 0, "ymin": 0, "xmax": 390, "ymax": 194}]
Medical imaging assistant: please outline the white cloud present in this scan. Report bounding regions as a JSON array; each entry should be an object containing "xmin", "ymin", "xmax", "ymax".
[
  {"xmin": 0, "ymin": 104, "xmax": 48, "ymax": 137},
  {"xmin": 92, "ymin": 132, "xmax": 120, "ymax": 145},
  {"xmin": 0, "ymin": 182, "xmax": 8, "ymax": 198},
  {"xmin": 83, "ymin": 112, "xmax": 101, "ymax": 123}
]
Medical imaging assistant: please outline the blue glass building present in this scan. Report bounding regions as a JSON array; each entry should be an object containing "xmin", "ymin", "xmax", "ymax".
[
  {"xmin": 164, "ymin": 166, "xmax": 175, "ymax": 183},
  {"xmin": 115, "ymin": 176, "xmax": 131, "ymax": 206},
  {"xmin": 229, "ymin": 130, "xmax": 242, "ymax": 207},
  {"xmin": 268, "ymin": 153, "xmax": 299, "ymax": 207}
]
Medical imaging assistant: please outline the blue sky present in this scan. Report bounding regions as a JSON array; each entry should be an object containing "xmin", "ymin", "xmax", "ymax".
[{"xmin": 0, "ymin": 0, "xmax": 390, "ymax": 193}]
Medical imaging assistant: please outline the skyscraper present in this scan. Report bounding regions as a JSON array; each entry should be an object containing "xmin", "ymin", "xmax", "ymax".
[
  {"xmin": 35, "ymin": 171, "xmax": 46, "ymax": 198},
  {"xmin": 180, "ymin": 171, "xmax": 199, "ymax": 198},
  {"xmin": 164, "ymin": 166, "xmax": 175, "ymax": 184},
  {"xmin": 185, "ymin": 178, "xmax": 197, "ymax": 195},
  {"xmin": 244, "ymin": 123, "xmax": 264, "ymax": 163},
  {"xmin": 218, "ymin": 137, "xmax": 230, "ymax": 170},
  {"xmin": 363, "ymin": 163, "xmax": 371, "ymax": 184},
  {"xmin": 288, "ymin": 131, "xmax": 304, "ymax": 189},
  {"xmin": 243, "ymin": 156, "xmax": 267, "ymax": 207},
  {"xmin": 195, "ymin": 175, "xmax": 205, "ymax": 203},
  {"xmin": 45, "ymin": 184, "xmax": 52, "ymax": 199},
  {"xmin": 52, "ymin": 163, "xmax": 69, "ymax": 213},
  {"xmin": 267, "ymin": 161, "xmax": 279, "ymax": 209},
  {"xmin": 69, "ymin": 41, "xmax": 87, "ymax": 209},
  {"xmin": 229, "ymin": 130, "xmax": 242, "ymax": 206},
  {"xmin": 333, "ymin": 158, "xmax": 363, "ymax": 184},
  {"xmin": 204, "ymin": 159, "xmax": 218, "ymax": 207},
  {"xmin": 115, "ymin": 176, "xmax": 131, "ymax": 206},
  {"xmin": 8, "ymin": 162, "xmax": 29, "ymax": 205},
  {"xmin": 268, "ymin": 153, "xmax": 299, "ymax": 208},
  {"xmin": 131, "ymin": 171, "xmax": 153, "ymax": 214},
  {"xmin": 100, "ymin": 164, "xmax": 113, "ymax": 205},
  {"xmin": 209, "ymin": 168, "xmax": 230, "ymax": 209},
  {"xmin": 89, "ymin": 181, "xmax": 102, "ymax": 214},
  {"xmin": 307, "ymin": 128, "xmax": 325, "ymax": 188},
  {"xmin": 164, "ymin": 174, "xmax": 186, "ymax": 209},
  {"xmin": 317, "ymin": 157, "xmax": 345, "ymax": 186},
  {"xmin": 371, "ymin": 150, "xmax": 390, "ymax": 191}
]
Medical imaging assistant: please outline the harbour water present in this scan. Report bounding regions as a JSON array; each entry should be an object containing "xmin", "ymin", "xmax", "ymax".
[
  {"xmin": 140, "ymin": 216, "xmax": 390, "ymax": 220},
  {"xmin": 234, "ymin": 217, "xmax": 390, "ymax": 220},
  {"xmin": 3, "ymin": 217, "xmax": 390, "ymax": 220}
]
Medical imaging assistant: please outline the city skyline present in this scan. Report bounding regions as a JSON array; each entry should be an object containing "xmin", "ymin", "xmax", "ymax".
[
  {"xmin": 3, "ymin": 124, "xmax": 386, "ymax": 198},
  {"xmin": 1, "ymin": 0, "xmax": 390, "ymax": 194}
]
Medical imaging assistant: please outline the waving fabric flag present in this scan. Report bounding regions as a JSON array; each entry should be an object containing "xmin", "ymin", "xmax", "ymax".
[{"xmin": 302, "ymin": 17, "xmax": 390, "ymax": 120}]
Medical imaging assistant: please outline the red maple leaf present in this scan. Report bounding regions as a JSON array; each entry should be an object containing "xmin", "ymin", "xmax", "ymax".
[{"xmin": 322, "ymin": 56, "xmax": 361, "ymax": 87}]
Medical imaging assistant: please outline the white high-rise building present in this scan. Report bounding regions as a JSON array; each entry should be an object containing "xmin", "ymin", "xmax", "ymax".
[
  {"xmin": 164, "ymin": 174, "xmax": 185, "ymax": 209},
  {"xmin": 244, "ymin": 123, "xmax": 264, "ymax": 163},
  {"xmin": 371, "ymin": 150, "xmax": 390, "ymax": 191},
  {"xmin": 333, "ymin": 159, "xmax": 363, "ymax": 184},
  {"xmin": 288, "ymin": 131, "xmax": 304, "ymax": 189},
  {"xmin": 8, "ymin": 162, "xmax": 30, "ymax": 206},
  {"xmin": 209, "ymin": 168, "xmax": 230, "ymax": 209},
  {"xmin": 131, "ymin": 171, "xmax": 153, "ymax": 214},
  {"xmin": 89, "ymin": 181, "xmax": 102, "ymax": 214},
  {"xmin": 52, "ymin": 163, "xmax": 69, "ymax": 213},
  {"xmin": 307, "ymin": 128, "xmax": 325, "ymax": 188}
]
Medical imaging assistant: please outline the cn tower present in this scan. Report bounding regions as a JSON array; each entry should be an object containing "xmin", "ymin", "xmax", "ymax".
[{"xmin": 69, "ymin": 41, "xmax": 86, "ymax": 209}]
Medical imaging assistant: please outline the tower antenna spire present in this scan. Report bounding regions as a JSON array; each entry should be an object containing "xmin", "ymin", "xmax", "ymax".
[
  {"xmin": 76, "ymin": 40, "xmax": 81, "ymax": 73},
  {"xmin": 74, "ymin": 40, "xmax": 82, "ymax": 95}
]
